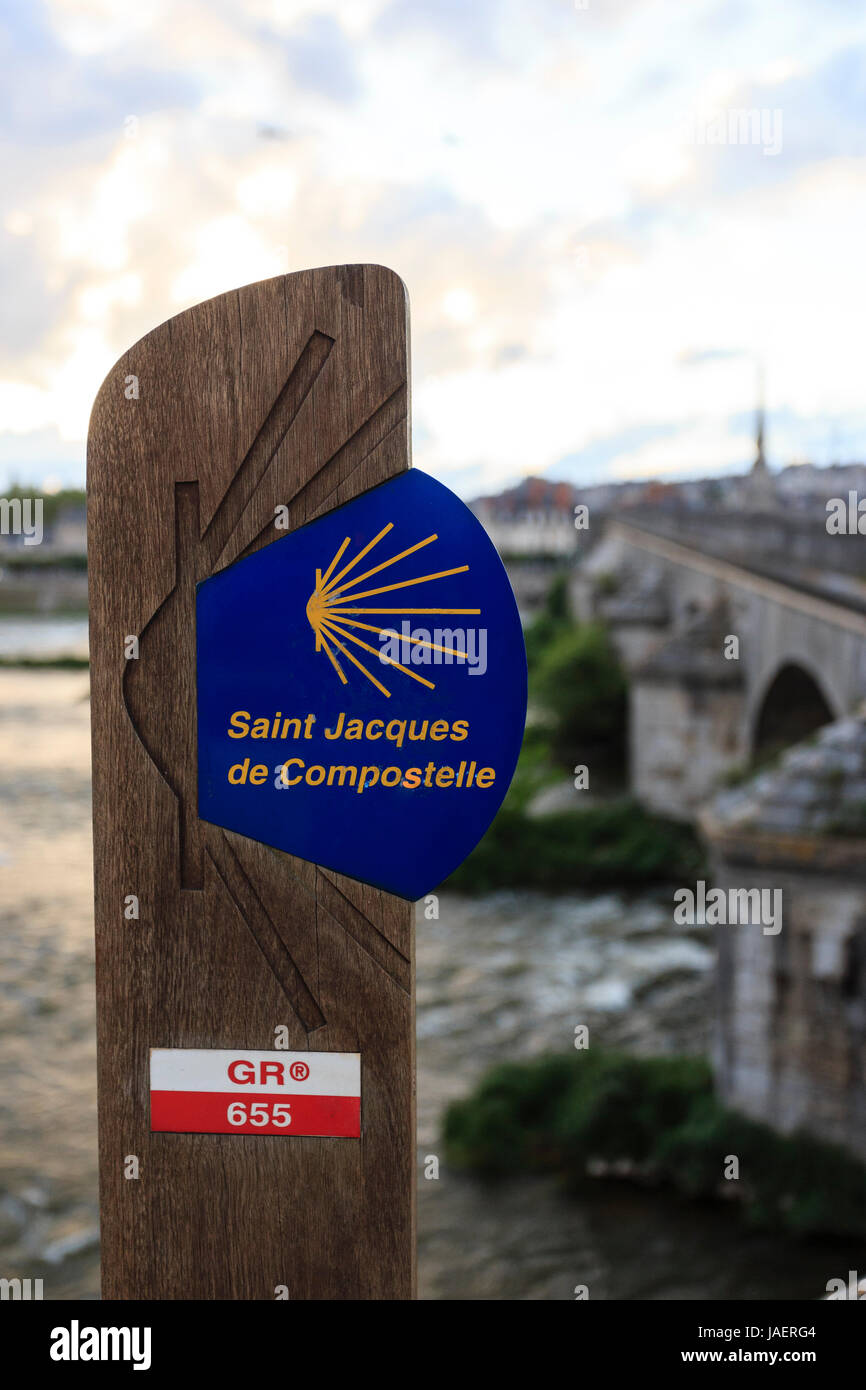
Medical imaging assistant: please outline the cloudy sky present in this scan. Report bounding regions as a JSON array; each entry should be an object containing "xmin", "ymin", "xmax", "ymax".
[{"xmin": 1, "ymin": 0, "xmax": 865, "ymax": 497}]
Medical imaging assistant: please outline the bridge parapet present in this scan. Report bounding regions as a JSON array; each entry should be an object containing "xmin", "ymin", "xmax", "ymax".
[
  {"xmin": 574, "ymin": 514, "xmax": 866, "ymax": 816},
  {"xmin": 610, "ymin": 504, "xmax": 866, "ymax": 580}
]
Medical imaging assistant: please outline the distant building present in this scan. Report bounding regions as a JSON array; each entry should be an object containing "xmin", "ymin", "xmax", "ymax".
[
  {"xmin": 470, "ymin": 477, "xmax": 578, "ymax": 558},
  {"xmin": 0, "ymin": 496, "xmax": 87, "ymax": 557},
  {"xmin": 49, "ymin": 502, "xmax": 87, "ymax": 555}
]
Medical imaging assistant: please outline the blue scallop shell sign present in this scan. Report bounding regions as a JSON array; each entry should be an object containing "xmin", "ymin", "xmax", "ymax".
[{"xmin": 196, "ymin": 469, "xmax": 527, "ymax": 899}]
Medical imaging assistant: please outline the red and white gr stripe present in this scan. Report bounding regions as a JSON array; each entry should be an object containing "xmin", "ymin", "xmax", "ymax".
[{"xmin": 150, "ymin": 1048, "xmax": 361, "ymax": 1137}]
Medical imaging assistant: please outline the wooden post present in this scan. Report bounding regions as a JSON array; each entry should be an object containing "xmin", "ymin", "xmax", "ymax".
[{"xmin": 87, "ymin": 265, "xmax": 415, "ymax": 1299}]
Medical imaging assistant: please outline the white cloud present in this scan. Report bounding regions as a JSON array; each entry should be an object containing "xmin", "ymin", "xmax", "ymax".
[{"xmin": 2, "ymin": 0, "xmax": 866, "ymax": 493}]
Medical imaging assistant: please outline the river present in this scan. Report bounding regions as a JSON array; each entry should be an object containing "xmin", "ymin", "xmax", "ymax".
[{"xmin": 0, "ymin": 670, "xmax": 858, "ymax": 1299}]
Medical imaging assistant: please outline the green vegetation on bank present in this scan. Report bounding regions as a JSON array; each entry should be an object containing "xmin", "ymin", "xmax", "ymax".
[
  {"xmin": 0, "ymin": 488, "xmax": 87, "ymax": 575},
  {"xmin": 2, "ymin": 552, "xmax": 87, "ymax": 572},
  {"xmin": 526, "ymin": 575, "xmax": 627, "ymax": 765},
  {"xmin": 0, "ymin": 485, "xmax": 85, "ymax": 529},
  {"xmin": 444, "ymin": 1051, "xmax": 866, "ymax": 1239},
  {"xmin": 0, "ymin": 655, "xmax": 89, "ymax": 670},
  {"xmin": 445, "ymin": 798, "xmax": 705, "ymax": 891},
  {"xmin": 444, "ymin": 573, "xmax": 704, "ymax": 890}
]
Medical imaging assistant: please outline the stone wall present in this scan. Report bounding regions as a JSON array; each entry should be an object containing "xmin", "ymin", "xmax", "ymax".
[
  {"xmin": 703, "ymin": 719, "xmax": 866, "ymax": 1161},
  {"xmin": 710, "ymin": 856, "xmax": 866, "ymax": 1160},
  {"xmin": 632, "ymin": 682, "xmax": 747, "ymax": 819}
]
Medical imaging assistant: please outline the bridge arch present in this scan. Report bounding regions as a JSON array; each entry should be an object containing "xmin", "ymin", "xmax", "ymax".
[{"xmin": 752, "ymin": 660, "xmax": 835, "ymax": 761}]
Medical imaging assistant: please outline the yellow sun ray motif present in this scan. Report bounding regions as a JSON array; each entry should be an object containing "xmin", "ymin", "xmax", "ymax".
[
  {"xmin": 320, "ymin": 523, "xmax": 394, "ymax": 596},
  {"xmin": 327, "ymin": 607, "xmax": 481, "ymax": 614},
  {"xmin": 319, "ymin": 624, "xmax": 393, "ymax": 698},
  {"xmin": 327, "ymin": 565, "xmax": 470, "ymax": 605},
  {"xmin": 318, "ymin": 536, "xmax": 351, "ymax": 589},
  {"xmin": 325, "ymin": 616, "xmax": 470, "ymax": 659},
  {"xmin": 317, "ymin": 629, "xmax": 348, "ymax": 685},
  {"xmin": 320, "ymin": 618, "xmax": 436, "ymax": 689},
  {"xmin": 305, "ymin": 524, "xmax": 481, "ymax": 696},
  {"xmin": 324, "ymin": 533, "xmax": 438, "ymax": 599}
]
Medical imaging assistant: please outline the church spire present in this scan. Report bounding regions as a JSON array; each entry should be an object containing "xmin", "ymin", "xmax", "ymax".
[
  {"xmin": 753, "ymin": 365, "xmax": 767, "ymax": 473},
  {"xmin": 744, "ymin": 364, "xmax": 776, "ymax": 509}
]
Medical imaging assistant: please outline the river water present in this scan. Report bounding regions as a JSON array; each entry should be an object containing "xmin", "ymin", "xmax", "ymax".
[
  {"xmin": 0, "ymin": 670, "xmax": 858, "ymax": 1299},
  {"xmin": 0, "ymin": 615, "xmax": 88, "ymax": 661}
]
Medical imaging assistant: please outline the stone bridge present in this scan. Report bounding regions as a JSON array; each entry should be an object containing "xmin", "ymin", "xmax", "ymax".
[
  {"xmin": 572, "ymin": 511, "xmax": 866, "ymax": 819},
  {"xmin": 569, "ymin": 505, "xmax": 866, "ymax": 1164}
]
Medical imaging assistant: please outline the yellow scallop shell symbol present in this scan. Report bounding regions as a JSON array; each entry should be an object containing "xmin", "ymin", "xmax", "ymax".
[{"xmin": 305, "ymin": 522, "xmax": 480, "ymax": 697}]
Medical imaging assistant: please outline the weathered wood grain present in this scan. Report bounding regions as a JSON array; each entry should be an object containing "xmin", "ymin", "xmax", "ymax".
[{"xmin": 87, "ymin": 265, "xmax": 415, "ymax": 1299}]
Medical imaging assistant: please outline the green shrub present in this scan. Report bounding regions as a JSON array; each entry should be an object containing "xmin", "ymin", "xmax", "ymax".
[
  {"xmin": 444, "ymin": 798, "xmax": 705, "ymax": 892},
  {"xmin": 444, "ymin": 1052, "xmax": 712, "ymax": 1176},
  {"xmin": 555, "ymin": 1053, "xmax": 713, "ymax": 1169},
  {"xmin": 523, "ymin": 573, "xmax": 572, "ymax": 672},
  {"xmin": 532, "ymin": 622, "xmax": 627, "ymax": 758},
  {"xmin": 443, "ymin": 1051, "xmax": 866, "ymax": 1239},
  {"xmin": 443, "ymin": 1055, "xmax": 579, "ymax": 1175}
]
